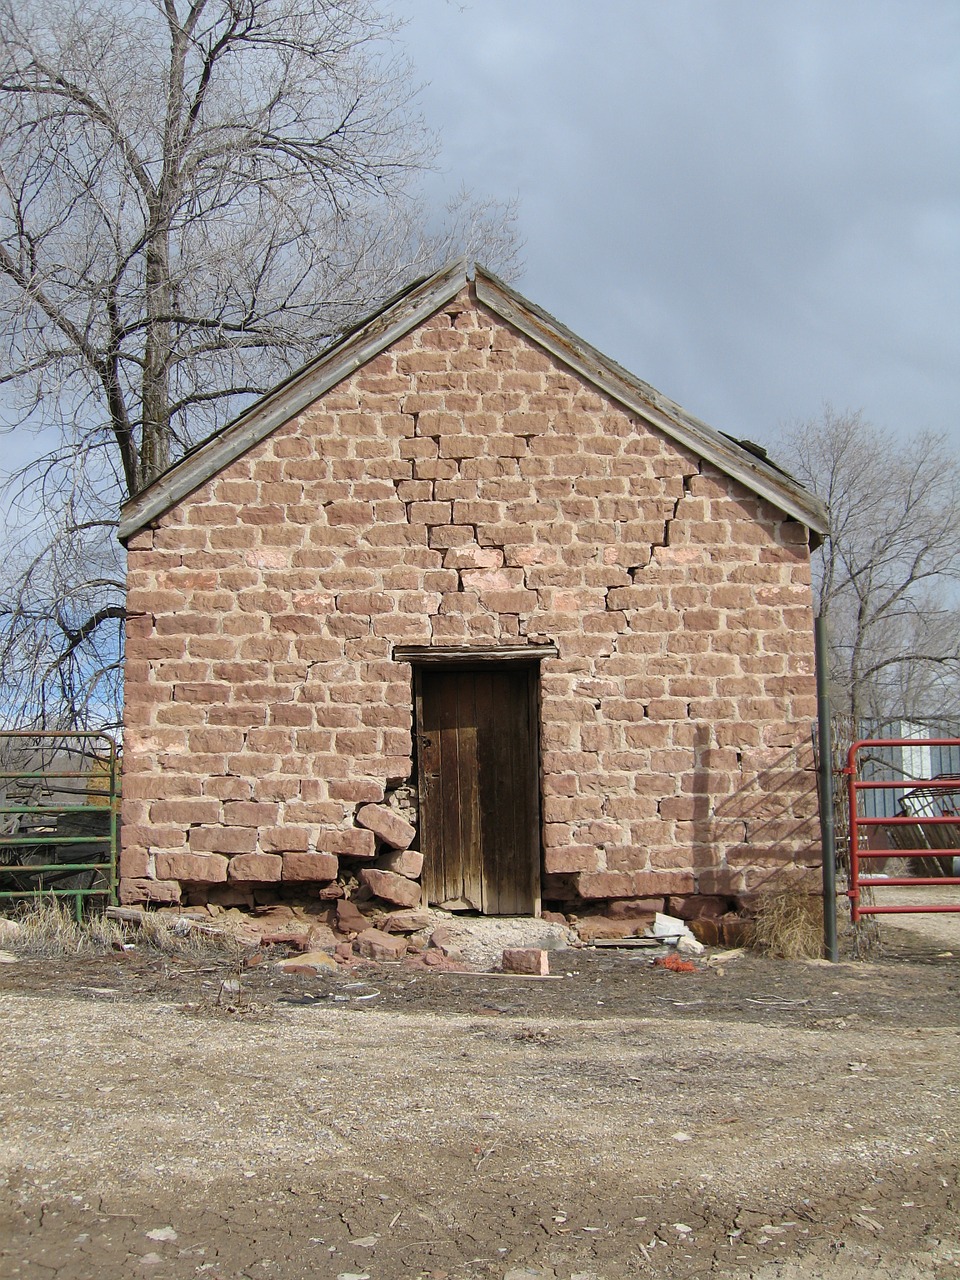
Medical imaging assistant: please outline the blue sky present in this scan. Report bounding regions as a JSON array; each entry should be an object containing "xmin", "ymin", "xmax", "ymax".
[{"xmin": 403, "ymin": 0, "xmax": 960, "ymax": 452}]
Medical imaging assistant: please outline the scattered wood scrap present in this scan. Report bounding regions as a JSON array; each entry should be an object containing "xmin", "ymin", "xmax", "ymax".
[
  {"xmin": 105, "ymin": 906, "xmax": 225, "ymax": 936},
  {"xmin": 584, "ymin": 936, "xmax": 662, "ymax": 949},
  {"xmin": 438, "ymin": 970, "xmax": 565, "ymax": 980}
]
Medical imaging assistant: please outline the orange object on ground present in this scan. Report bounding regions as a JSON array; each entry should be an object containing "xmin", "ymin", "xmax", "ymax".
[{"xmin": 654, "ymin": 953, "xmax": 698, "ymax": 973}]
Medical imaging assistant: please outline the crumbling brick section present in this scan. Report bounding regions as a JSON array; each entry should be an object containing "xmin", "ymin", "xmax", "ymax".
[{"xmin": 120, "ymin": 285, "xmax": 820, "ymax": 913}]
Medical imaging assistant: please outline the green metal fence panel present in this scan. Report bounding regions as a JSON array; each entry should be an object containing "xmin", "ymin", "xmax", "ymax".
[{"xmin": 0, "ymin": 731, "xmax": 119, "ymax": 919}]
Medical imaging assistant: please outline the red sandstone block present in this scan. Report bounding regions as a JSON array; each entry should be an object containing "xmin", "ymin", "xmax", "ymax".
[
  {"xmin": 126, "ymin": 823, "xmax": 186, "ymax": 850},
  {"xmin": 488, "ymin": 590, "xmax": 539, "ymax": 614},
  {"xmin": 319, "ymin": 828, "xmax": 376, "ymax": 858},
  {"xmin": 149, "ymin": 798, "xmax": 221, "ymax": 825},
  {"xmin": 127, "ymin": 588, "xmax": 187, "ymax": 614},
  {"xmin": 259, "ymin": 826, "xmax": 310, "ymax": 853},
  {"xmin": 544, "ymin": 846, "xmax": 602, "ymax": 874},
  {"xmin": 360, "ymin": 868, "xmax": 421, "ymax": 908},
  {"xmin": 326, "ymin": 501, "xmax": 373, "ymax": 525},
  {"xmin": 188, "ymin": 826, "xmax": 258, "ymax": 855},
  {"xmin": 282, "ymin": 852, "xmax": 339, "ymax": 881},
  {"xmin": 356, "ymin": 927, "xmax": 408, "ymax": 960},
  {"xmin": 502, "ymin": 948, "xmax": 549, "ymax": 975},
  {"xmin": 253, "ymin": 779, "xmax": 301, "ymax": 803},
  {"xmin": 377, "ymin": 848, "xmax": 423, "ymax": 878},
  {"xmin": 155, "ymin": 852, "xmax": 229, "ymax": 883},
  {"xmin": 658, "ymin": 796, "xmax": 700, "ymax": 821},
  {"xmin": 577, "ymin": 870, "xmax": 696, "ymax": 900},
  {"xmin": 443, "ymin": 545, "xmax": 504, "ymax": 570},
  {"xmin": 697, "ymin": 867, "xmax": 747, "ymax": 895},
  {"xmin": 119, "ymin": 848, "xmax": 149, "ymax": 878},
  {"xmin": 742, "ymin": 865, "xmax": 820, "ymax": 894},
  {"xmin": 121, "ymin": 776, "xmax": 204, "ymax": 801},
  {"xmin": 228, "ymin": 853, "xmax": 283, "ymax": 882},
  {"xmin": 119, "ymin": 877, "xmax": 181, "ymax": 905}
]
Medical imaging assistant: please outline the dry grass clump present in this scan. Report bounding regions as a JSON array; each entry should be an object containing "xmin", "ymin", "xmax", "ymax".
[
  {"xmin": 849, "ymin": 886, "xmax": 882, "ymax": 959},
  {"xmin": 5, "ymin": 899, "xmax": 123, "ymax": 956},
  {"xmin": 752, "ymin": 885, "xmax": 824, "ymax": 960},
  {"xmin": 3, "ymin": 899, "xmax": 239, "ymax": 960},
  {"xmin": 132, "ymin": 911, "xmax": 201, "ymax": 953}
]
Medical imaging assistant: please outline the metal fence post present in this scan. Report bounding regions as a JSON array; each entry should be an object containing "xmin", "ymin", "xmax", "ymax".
[{"xmin": 815, "ymin": 616, "xmax": 839, "ymax": 961}]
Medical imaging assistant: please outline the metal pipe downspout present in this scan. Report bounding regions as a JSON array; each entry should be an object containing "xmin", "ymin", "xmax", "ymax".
[{"xmin": 815, "ymin": 615, "xmax": 839, "ymax": 961}]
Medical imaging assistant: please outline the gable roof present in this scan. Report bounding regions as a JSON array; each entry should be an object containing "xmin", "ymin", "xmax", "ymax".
[{"xmin": 118, "ymin": 260, "xmax": 828, "ymax": 543}]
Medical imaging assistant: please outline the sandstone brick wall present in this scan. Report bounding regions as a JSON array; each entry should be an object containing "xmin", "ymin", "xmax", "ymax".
[{"xmin": 120, "ymin": 285, "xmax": 821, "ymax": 911}]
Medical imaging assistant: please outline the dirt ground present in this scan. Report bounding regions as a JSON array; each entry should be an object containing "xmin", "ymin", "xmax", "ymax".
[{"xmin": 1, "ymin": 900, "xmax": 959, "ymax": 1280}]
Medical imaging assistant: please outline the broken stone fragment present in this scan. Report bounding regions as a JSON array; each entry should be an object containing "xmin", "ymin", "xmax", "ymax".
[
  {"xmin": 501, "ymin": 948, "xmax": 550, "ymax": 975},
  {"xmin": 427, "ymin": 925, "xmax": 458, "ymax": 955},
  {"xmin": 0, "ymin": 919, "xmax": 22, "ymax": 944},
  {"xmin": 305, "ymin": 922, "xmax": 338, "ymax": 950},
  {"xmin": 359, "ymin": 868, "xmax": 421, "ymax": 908},
  {"xmin": 355, "ymin": 927, "xmax": 408, "ymax": 961},
  {"xmin": 689, "ymin": 918, "xmax": 721, "ymax": 946},
  {"xmin": 720, "ymin": 913, "xmax": 755, "ymax": 947},
  {"xmin": 355, "ymin": 803, "xmax": 416, "ymax": 850},
  {"xmin": 275, "ymin": 950, "xmax": 338, "ymax": 974},
  {"xmin": 668, "ymin": 894, "xmax": 731, "ymax": 921},
  {"xmin": 676, "ymin": 933, "xmax": 705, "ymax": 956},
  {"xmin": 376, "ymin": 848, "xmax": 423, "ymax": 879},
  {"xmin": 381, "ymin": 908, "xmax": 433, "ymax": 933},
  {"xmin": 607, "ymin": 896, "xmax": 665, "ymax": 919},
  {"xmin": 258, "ymin": 923, "xmax": 310, "ymax": 948},
  {"xmin": 335, "ymin": 899, "xmax": 369, "ymax": 935},
  {"xmin": 574, "ymin": 916, "xmax": 643, "ymax": 943}
]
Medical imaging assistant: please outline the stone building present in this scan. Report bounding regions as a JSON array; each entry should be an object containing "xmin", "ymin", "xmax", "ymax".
[{"xmin": 118, "ymin": 261, "xmax": 828, "ymax": 922}]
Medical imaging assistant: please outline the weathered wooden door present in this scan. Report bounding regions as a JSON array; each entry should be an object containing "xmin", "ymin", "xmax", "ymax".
[{"xmin": 415, "ymin": 665, "xmax": 541, "ymax": 915}]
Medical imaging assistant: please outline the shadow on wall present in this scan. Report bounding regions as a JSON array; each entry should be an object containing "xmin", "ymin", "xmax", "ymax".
[{"xmin": 690, "ymin": 724, "xmax": 821, "ymax": 897}]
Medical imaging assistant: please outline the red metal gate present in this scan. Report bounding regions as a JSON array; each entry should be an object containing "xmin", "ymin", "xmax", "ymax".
[{"xmin": 845, "ymin": 737, "xmax": 960, "ymax": 923}]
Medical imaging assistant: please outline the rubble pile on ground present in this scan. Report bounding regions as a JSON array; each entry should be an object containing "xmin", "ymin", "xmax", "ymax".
[{"xmin": 117, "ymin": 893, "xmax": 740, "ymax": 977}]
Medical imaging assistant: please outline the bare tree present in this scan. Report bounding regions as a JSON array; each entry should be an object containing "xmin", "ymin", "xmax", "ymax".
[
  {"xmin": 776, "ymin": 408, "xmax": 960, "ymax": 721},
  {"xmin": 0, "ymin": 0, "xmax": 519, "ymax": 727}
]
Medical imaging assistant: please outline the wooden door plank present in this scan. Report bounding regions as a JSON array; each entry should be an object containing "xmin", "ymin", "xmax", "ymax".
[
  {"xmin": 508, "ymin": 666, "xmax": 539, "ymax": 913},
  {"xmin": 517, "ymin": 666, "xmax": 540, "ymax": 912},
  {"xmin": 502, "ymin": 667, "xmax": 532, "ymax": 914},
  {"xmin": 474, "ymin": 669, "xmax": 499, "ymax": 913},
  {"xmin": 493, "ymin": 668, "xmax": 517, "ymax": 915},
  {"xmin": 476, "ymin": 667, "xmax": 536, "ymax": 915},
  {"xmin": 457, "ymin": 673, "xmax": 482, "ymax": 911},
  {"xmin": 436, "ymin": 671, "xmax": 462, "ymax": 906},
  {"xmin": 525, "ymin": 665, "xmax": 543, "ymax": 915},
  {"xmin": 417, "ymin": 670, "xmax": 444, "ymax": 906}
]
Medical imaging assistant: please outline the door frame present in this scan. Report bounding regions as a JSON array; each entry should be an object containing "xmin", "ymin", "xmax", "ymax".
[{"xmin": 398, "ymin": 645, "xmax": 556, "ymax": 916}]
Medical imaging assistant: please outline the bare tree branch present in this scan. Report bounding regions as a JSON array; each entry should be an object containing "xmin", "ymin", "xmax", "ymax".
[
  {"xmin": 774, "ymin": 408, "xmax": 960, "ymax": 720},
  {"xmin": 0, "ymin": 0, "xmax": 521, "ymax": 728}
]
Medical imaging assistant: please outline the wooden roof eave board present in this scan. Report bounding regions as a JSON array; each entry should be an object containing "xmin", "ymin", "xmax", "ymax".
[
  {"xmin": 119, "ymin": 256, "xmax": 828, "ymax": 544},
  {"xmin": 474, "ymin": 268, "xmax": 829, "ymax": 539},
  {"xmin": 118, "ymin": 258, "xmax": 471, "ymax": 543}
]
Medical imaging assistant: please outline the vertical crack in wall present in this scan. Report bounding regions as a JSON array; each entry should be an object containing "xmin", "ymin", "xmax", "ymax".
[{"xmin": 630, "ymin": 464, "xmax": 701, "ymax": 580}]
